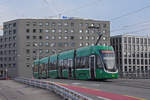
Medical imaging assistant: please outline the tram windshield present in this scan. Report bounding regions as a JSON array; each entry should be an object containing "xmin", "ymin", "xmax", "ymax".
[{"xmin": 100, "ymin": 50, "xmax": 116, "ymax": 71}]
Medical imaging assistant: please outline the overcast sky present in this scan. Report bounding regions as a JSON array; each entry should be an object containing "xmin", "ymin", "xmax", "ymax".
[{"xmin": 0, "ymin": 0, "xmax": 150, "ymax": 36}]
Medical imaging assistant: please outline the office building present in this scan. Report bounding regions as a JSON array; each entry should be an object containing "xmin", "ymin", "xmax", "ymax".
[
  {"xmin": 0, "ymin": 19, "xmax": 110, "ymax": 78},
  {"xmin": 111, "ymin": 34, "xmax": 150, "ymax": 78}
]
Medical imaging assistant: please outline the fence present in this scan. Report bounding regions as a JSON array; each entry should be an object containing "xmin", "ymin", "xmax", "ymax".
[
  {"xmin": 119, "ymin": 71, "xmax": 150, "ymax": 79},
  {"xmin": 14, "ymin": 77, "xmax": 92, "ymax": 100}
]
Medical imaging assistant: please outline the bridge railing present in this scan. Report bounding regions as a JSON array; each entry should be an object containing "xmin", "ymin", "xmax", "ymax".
[
  {"xmin": 119, "ymin": 71, "xmax": 150, "ymax": 79},
  {"xmin": 14, "ymin": 77, "xmax": 92, "ymax": 100}
]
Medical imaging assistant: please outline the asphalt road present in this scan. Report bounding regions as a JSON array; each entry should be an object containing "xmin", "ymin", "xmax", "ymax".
[
  {"xmin": 44, "ymin": 78, "xmax": 150, "ymax": 100},
  {"xmin": 0, "ymin": 80, "xmax": 61, "ymax": 100}
]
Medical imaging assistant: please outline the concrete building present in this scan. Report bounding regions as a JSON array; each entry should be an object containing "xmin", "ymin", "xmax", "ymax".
[
  {"xmin": 0, "ymin": 19, "xmax": 110, "ymax": 78},
  {"xmin": 111, "ymin": 34, "xmax": 150, "ymax": 78}
]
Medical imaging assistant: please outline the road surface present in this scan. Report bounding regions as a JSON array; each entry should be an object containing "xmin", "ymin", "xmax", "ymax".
[{"xmin": 0, "ymin": 80, "xmax": 61, "ymax": 100}]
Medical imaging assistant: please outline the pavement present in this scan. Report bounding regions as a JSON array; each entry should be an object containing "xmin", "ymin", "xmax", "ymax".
[{"xmin": 0, "ymin": 80, "xmax": 61, "ymax": 100}]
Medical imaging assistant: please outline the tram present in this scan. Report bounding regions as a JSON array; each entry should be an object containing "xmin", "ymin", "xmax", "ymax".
[{"xmin": 33, "ymin": 45, "xmax": 118, "ymax": 80}]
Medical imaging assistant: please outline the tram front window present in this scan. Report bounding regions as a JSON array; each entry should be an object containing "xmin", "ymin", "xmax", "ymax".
[{"xmin": 100, "ymin": 50, "xmax": 116, "ymax": 71}]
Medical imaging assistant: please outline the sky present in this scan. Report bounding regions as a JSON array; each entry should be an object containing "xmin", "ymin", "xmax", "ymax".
[{"xmin": 0, "ymin": 0, "xmax": 150, "ymax": 36}]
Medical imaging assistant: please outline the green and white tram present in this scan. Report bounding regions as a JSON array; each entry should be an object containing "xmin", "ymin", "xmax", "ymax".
[{"xmin": 33, "ymin": 45, "xmax": 118, "ymax": 80}]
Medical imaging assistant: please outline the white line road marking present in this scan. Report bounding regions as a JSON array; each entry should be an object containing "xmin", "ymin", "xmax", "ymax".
[
  {"xmin": 97, "ymin": 96, "xmax": 111, "ymax": 100},
  {"xmin": 72, "ymin": 83, "xmax": 81, "ymax": 85}
]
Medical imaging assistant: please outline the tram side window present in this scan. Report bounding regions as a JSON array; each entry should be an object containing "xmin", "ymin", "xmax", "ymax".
[
  {"xmin": 49, "ymin": 61, "xmax": 56, "ymax": 70},
  {"xmin": 33, "ymin": 66, "xmax": 38, "ymax": 72},
  {"xmin": 76, "ymin": 56, "xmax": 89, "ymax": 69},
  {"xmin": 68, "ymin": 59, "xmax": 73, "ymax": 68},
  {"xmin": 63, "ymin": 59, "xmax": 68, "ymax": 69},
  {"xmin": 39, "ymin": 64, "xmax": 42, "ymax": 73}
]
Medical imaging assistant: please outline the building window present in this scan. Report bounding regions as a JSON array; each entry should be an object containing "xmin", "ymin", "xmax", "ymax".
[
  {"xmin": 64, "ymin": 43, "xmax": 69, "ymax": 47},
  {"xmin": 136, "ymin": 38, "xmax": 139, "ymax": 44},
  {"xmin": 102, "ymin": 30, "xmax": 106, "ymax": 34},
  {"xmin": 39, "ymin": 50, "xmax": 43, "ymax": 54},
  {"xmin": 45, "ymin": 22, "xmax": 49, "ymax": 26},
  {"xmin": 103, "ymin": 37, "xmax": 106, "ymax": 40},
  {"xmin": 26, "ymin": 64, "xmax": 30, "ymax": 67},
  {"xmin": 86, "ymin": 36, "xmax": 89, "ymax": 40},
  {"xmin": 39, "ymin": 36, "xmax": 42, "ymax": 39},
  {"xmin": 26, "ymin": 29, "xmax": 30, "ymax": 33},
  {"xmin": 26, "ymin": 42, "xmax": 30, "ymax": 46},
  {"xmin": 45, "ymin": 50, "xmax": 49, "ymax": 53},
  {"xmin": 80, "ymin": 36, "xmax": 83, "ymax": 40},
  {"xmin": 70, "ymin": 36, "xmax": 74, "ymax": 40},
  {"xmin": 26, "ymin": 36, "xmax": 30, "ymax": 39},
  {"xmin": 58, "ymin": 23, "xmax": 62, "ymax": 26},
  {"xmin": 39, "ymin": 29, "xmax": 43, "ymax": 33},
  {"xmin": 64, "ymin": 36, "xmax": 68, "ymax": 40},
  {"xmin": 13, "ymin": 23, "xmax": 16, "ymax": 27},
  {"xmin": 103, "ymin": 24, "xmax": 107, "ymax": 28},
  {"xmin": 79, "ymin": 30, "xmax": 83, "ymax": 33},
  {"xmin": 58, "ymin": 43, "xmax": 63, "ymax": 47},
  {"xmin": 52, "ymin": 29, "xmax": 56, "ymax": 33},
  {"xmin": 52, "ymin": 22, "xmax": 56, "ymax": 26},
  {"xmin": 26, "ymin": 22, "xmax": 30, "ymax": 26},
  {"xmin": 39, "ymin": 23, "xmax": 43, "ymax": 26},
  {"xmin": 26, "ymin": 49, "xmax": 30, "ymax": 54},
  {"xmin": 33, "ymin": 22, "xmax": 36, "ymax": 26},
  {"xmin": 71, "ymin": 29, "xmax": 74, "ymax": 33},
  {"xmin": 33, "ymin": 29, "xmax": 36, "ymax": 33},
  {"xmin": 64, "ymin": 23, "xmax": 68, "ymax": 26},
  {"xmin": 45, "ymin": 29, "xmax": 49, "ymax": 33},
  {"xmin": 86, "ymin": 43, "xmax": 89, "ymax": 46},
  {"xmin": 45, "ymin": 42, "xmax": 49, "ymax": 46},
  {"xmin": 91, "ymin": 30, "xmax": 94, "ymax": 34},
  {"xmin": 85, "ymin": 23, "xmax": 89, "ymax": 27},
  {"xmin": 39, "ymin": 42, "xmax": 43, "ymax": 46},
  {"xmin": 91, "ymin": 23, "xmax": 94, "ymax": 26},
  {"xmin": 52, "ymin": 36, "xmax": 55, "ymax": 40},
  {"xmin": 33, "ymin": 36, "xmax": 36, "ymax": 39},
  {"xmin": 92, "ymin": 36, "xmax": 95, "ymax": 40},
  {"xmin": 71, "ymin": 22, "xmax": 74, "ymax": 27},
  {"xmin": 58, "ymin": 36, "xmax": 62, "ymax": 40},
  {"xmin": 26, "ymin": 57, "xmax": 30, "ymax": 61},
  {"xmin": 58, "ymin": 29, "xmax": 62, "ymax": 33},
  {"xmin": 64, "ymin": 29, "xmax": 68, "ymax": 33},
  {"xmin": 51, "ymin": 43, "xmax": 55, "ymax": 47},
  {"xmin": 45, "ymin": 36, "xmax": 49, "ymax": 40},
  {"xmin": 80, "ymin": 43, "xmax": 83, "ymax": 47},
  {"xmin": 79, "ymin": 23, "xmax": 83, "ymax": 27},
  {"xmin": 85, "ymin": 30, "xmax": 89, "ymax": 34}
]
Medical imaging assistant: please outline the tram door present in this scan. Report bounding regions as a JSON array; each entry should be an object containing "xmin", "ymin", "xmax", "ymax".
[
  {"xmin": 59, "ymin": 61, "xmax": 63, "ymax": 78},
  {"xmin": 68, "ymin": 60, "xmax": 72, "ymax": 79},
  {"xmin": 89, "ymin": 55, "xmax": 95, "ymax": 79}
]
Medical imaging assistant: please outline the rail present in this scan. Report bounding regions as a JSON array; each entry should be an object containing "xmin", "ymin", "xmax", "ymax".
[{"xmin": 14, "ymin": 77, "xmax": 92, "ymax": 100}]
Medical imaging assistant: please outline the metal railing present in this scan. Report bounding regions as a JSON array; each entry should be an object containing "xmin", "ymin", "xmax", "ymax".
[
  {"xmin": 119, "ymin": 71, "xmax": 150, "ymax": 79},
  {"xmin": 14, "ymin": 77, "xmax": 92, "ymax": 100}
]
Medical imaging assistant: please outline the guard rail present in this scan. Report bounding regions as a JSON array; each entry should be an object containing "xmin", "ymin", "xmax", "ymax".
[{"xmin": 14, "ymin": 77, "xmax": 92, "ymax": 100}]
